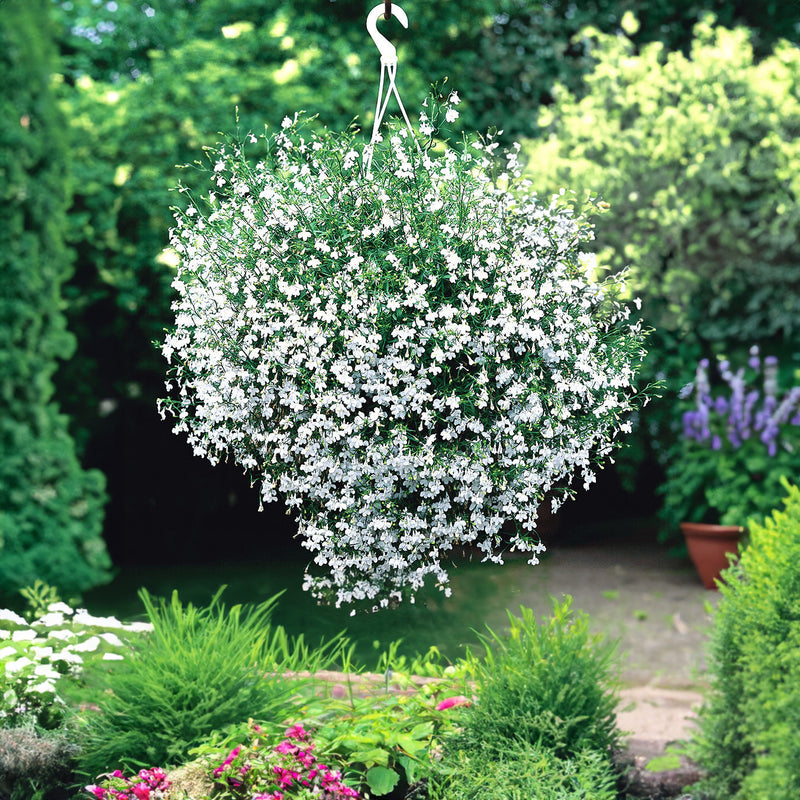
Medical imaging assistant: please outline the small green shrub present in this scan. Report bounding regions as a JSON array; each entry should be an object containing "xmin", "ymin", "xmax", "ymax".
[
  {"xmin": 76, "ymin": 588, "xmax": 346, "ymax": 779},
  {"xmin": 427, "ymin": 738, "xmax": 617, "ymax": 800},
  {"xmin": 692, "ymin": 481, "xmax": 800, "ymax": 799},
  {"xmin": 458, "ymin": 597, "xmax": 621, "ymax": 761}
]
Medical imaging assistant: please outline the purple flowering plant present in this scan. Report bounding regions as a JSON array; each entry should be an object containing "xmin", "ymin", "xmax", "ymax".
[{"xmin": 660, "ymin": 346, "xmax": 800, "ymax": 534}]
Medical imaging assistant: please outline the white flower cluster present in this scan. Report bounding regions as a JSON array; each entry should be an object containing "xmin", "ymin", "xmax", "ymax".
[
  {"xmin": 0, "ymin": 603, "xmax": 152, "ymax": 723},
  {"xmin": 160, "ymin": 95, "xmax": 646, "ymax": 607}
]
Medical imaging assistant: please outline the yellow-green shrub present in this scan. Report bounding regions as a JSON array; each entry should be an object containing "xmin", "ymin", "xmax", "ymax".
[{"xmin": 692, "ymin": 481, "xmax": 800, "ymax": 799}]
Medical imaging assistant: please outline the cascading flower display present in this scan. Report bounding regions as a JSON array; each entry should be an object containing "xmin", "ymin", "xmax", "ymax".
[{"xmin": 159, "ymin": 93, "xmax": 647, "ymax": 607}]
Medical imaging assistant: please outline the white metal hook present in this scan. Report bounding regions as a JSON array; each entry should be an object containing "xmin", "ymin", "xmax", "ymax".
[
  {"xmin": 366, "ymin": 3, "xmax": 408, "ymax": 66},
  {"xmin": 364, "ymin": 3, "xmax": 418, "ymax": 177}
]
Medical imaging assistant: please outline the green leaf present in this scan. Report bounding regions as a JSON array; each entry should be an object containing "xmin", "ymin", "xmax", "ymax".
[
  {"xmin": 351, "ymin": 748, "xmax": 390, "ymax": 767},
  {"xmin": 366, "ymin": 765, "xmax": 400, "ymax": 796}
]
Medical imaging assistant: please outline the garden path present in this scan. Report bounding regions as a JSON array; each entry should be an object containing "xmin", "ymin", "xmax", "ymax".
[{"xmin": 513, "ymin": 527, "xmax": 717, "ymax": 791}]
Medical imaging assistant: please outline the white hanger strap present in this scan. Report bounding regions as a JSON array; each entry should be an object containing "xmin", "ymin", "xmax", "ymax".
[{"xmin": 364, "ymin": 3, "xmax": 420, "ymax": 176}]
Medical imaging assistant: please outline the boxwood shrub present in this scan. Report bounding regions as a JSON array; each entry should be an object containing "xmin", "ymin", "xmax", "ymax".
[{"xmin": 692, "ymin": 480, "xmax": 800, "ymax": 799}]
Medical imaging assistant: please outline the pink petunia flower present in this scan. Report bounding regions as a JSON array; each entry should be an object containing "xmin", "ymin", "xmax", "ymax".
[
  {"xmin": 213, "ymin": 745, "xmax": 242, "ymax": 777},
  {"xmin": 130, "ymin": 783, "xmax": 150, "ymax": 800},
  {"xmin": 284, "ymin": 724, "xmax": 308, "ymax": 741},
  {"xmin": 436, "ymin": 695, "xmax": 471, "ymax": 711}
]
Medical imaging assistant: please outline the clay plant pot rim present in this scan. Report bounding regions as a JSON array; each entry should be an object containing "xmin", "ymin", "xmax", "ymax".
[{"xmin": 680, "ymin": 522, "xmax": 746, "ymax": 538}]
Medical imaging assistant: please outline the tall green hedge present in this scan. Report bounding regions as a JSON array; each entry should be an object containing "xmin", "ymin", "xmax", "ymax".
[{"xmin": 0, "ymin": 0, "xmax": 111, "ymax": 599}]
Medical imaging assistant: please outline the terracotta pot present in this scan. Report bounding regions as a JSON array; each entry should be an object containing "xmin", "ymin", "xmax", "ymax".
[{"xmin": 680, "ymin": 522, "xmax": 745, "ymax": 590}]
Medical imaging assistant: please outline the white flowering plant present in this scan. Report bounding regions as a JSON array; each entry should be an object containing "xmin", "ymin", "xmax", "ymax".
[
  {"xmin": 0, "ymin": 598, "xmax": 151, "ymax": 728},
  {"xmin": 159, "ymin": 91, "xmax": 647, "ymax": 608}
]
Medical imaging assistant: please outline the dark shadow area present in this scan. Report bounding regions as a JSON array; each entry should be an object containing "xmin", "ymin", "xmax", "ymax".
[{"xmin": 84, "ymin": 396, "xmax": 302, "ymax": 566}]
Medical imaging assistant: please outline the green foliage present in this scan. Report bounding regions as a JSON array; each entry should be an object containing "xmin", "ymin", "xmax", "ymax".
[
  {"xmin": 524, "ymin": 18, "xmax": 800, "ymax": 348},
  {"xmin": 468, "ymin": 0, "xmax": 626, "ymax": 143},
  {"xmin": 18, "ymin": 581, "xmax": 64, "ymax": 622},
  {"xmin": 76, "ymin": 589, "xmax": 346, "ymax": 778},
  {"xmin": 522, "ymin": 17, "xmax": 800, "ymax": 498},
  {"xmin": 458, "ymin": 597, "xmax": 621, "ymax": 762},
  {"xmin": 427, "ymin": 738, "xmax": 617, "ymax": 800},
  {"xmin": 0, "ymin": 0, "xmax": 111, "ymax": 600},
  {"xmin": 304, "ymin": 688, "xmax": 456, "ymax": 795},
  {"xmin": 692, "ymin": 481, "xmax": 800, "ymax": 799}
]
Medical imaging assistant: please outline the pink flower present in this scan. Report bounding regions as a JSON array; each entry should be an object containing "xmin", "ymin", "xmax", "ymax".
[
  {"xmin": 436, "ymin": 695, "xmax": 471, "ymax": 711},
  {"xmin": 213, "ymin": 745, "xmax": 242, "ymax": 777},
  {"xmin": 284, "ymin": 724, "xmax": 308, "ymax": 741},
  {"xmin": 130, "ymin": 783, "xmax": 150, "ymax": 800},
  {"xmin": 140, "ymin": 768, "xmax": 169, "ymax": 790},
  {"xmin": 295, "ymin": 747, "xmax": 316, "ymax": 769},
  {"xmin": 273, "ymin": 766, "xmax": 299, "ymax": 788},
  {"xmin": 85, "ymin": 786, "xmax": 107, "ymax": 799}
]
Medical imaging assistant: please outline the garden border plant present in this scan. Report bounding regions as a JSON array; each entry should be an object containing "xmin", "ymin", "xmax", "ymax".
[
  {"xmin": 76, "ymin": 587, "xmax": 349, "ymax": 780},
  {"xmin": 692, "ymin": 481, "xmax": 800, "ymax": 799}
]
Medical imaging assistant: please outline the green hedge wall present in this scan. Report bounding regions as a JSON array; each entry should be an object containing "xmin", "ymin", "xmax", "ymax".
[{"xmin": 0, "ymin": 0, "xmax": 111, "ymax": 599}]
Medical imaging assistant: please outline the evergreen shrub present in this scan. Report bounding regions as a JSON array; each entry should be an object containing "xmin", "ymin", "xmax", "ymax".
[
  {"xmin": 458, "ymin": 597, "xmax": 621, "ymax": 761},
  {"xmin": 0, "ymin": 0, "xmax": 110, "ymax": 600},
  {"xmin": 692, "ymin": 481, "xmax": 800, "ymax": 799}
]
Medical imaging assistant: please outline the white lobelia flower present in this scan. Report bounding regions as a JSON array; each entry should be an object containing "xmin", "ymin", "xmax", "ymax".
[
  {"xmin": 71, "ymin": 636, "xmax": 101, "ymax": 653},
  {"xmin": 29, "ymin": 681, "xmax": 57, "ymax": 694},
  {"xmin": 35, "ymin": 612, "xmax": 65, "ymax": 627},
  {"xmin": 46, "ymin": 602, "xmax": 74, "ymax": 616},
  {"xmin": 4, "ymin": 657, "xmax": 33, "ymax": 674},
  {"xmin": 160, "ymin": 95, "xmax": 647, "ymax": 608},
  {"xmin": 73, "ymin": 610, "xmax": 124, "ymax": 629}
]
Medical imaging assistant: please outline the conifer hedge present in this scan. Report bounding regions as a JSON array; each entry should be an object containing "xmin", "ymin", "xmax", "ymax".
[{"xmin": 0, "ymin": 0, "xmax": 111, "ymax": 599}]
